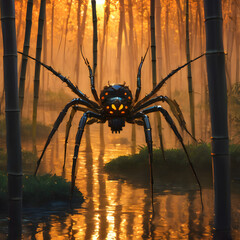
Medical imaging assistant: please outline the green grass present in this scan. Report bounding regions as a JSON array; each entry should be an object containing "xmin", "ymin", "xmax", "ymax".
[
  {"xmin": 104, "ymin": 143, "xmax": 240, "ymax": 187},
  {"xmin": 0, "ymin": 173, "xmax": 84, "ymax": 210}
]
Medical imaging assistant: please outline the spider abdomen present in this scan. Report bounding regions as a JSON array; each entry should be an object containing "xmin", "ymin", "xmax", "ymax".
[{"xmin": 108, "ymin": 118, "xmax": 125, "ymax": 133}]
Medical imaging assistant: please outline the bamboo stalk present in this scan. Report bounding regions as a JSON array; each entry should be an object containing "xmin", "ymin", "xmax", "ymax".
[
  {"xmin": 32, "ymin": 0, "xmax": 46, "ymax": 144},
  {"xmin": 204, "ymin": 0, "xmax": 231, "ymax": 238},
  {"xmin": 18, "ymin": 0, "xmax": 33, "ymax": 112},
  {"xmin": 63, "ymin": 0, "xmax": 73, "ymax": 71},
  {"xmin": 186, "ymin": 0, "xmax": 195, "ymax": 139},
  {"xmin": 1, "ymin": 0, "xmax": 22, "ymax": 238},
  {"xmin": 99, "ymin": 0, "xmax": 110, "ymax": 149},
  {"xmin": 150, "ymin": 0, "xmax": 165, "ymax": 161}
]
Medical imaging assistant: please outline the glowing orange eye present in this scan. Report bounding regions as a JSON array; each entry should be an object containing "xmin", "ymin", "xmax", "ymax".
[
  {"xmin": 124, "ymin": 92, "xmax": 127, "ymax": 95},
  {"xmin": 109, "ymin": 111, "xmax": 114, "ymax": 114},
  {"xmin": 105, "ymin": 92, "xmax": 108, "ymax": 95},
  {"xmin": 125, "ymin": 106, "xmax": 128, "ymax": 109},
  {"xmin": 111, "ymin": 104, "xmax": 117, "ymax": 110},
  {"xmin": 121, "ymin": 111, "xmax": 125, "ymax": 114},
  {"xmin": 101, "ymin": 96, "xmax": 104, "ymax": 100},
  {"xmin": 106, "ymin": 106, "xmax": 110, "ymax": 109},
  {"xmin": 119, "ymin": 104, "xmax": 123, "ymax": 110},
  {"xmin": 128, "ymin": 96, "xmax": 131, "ymax": 100}
]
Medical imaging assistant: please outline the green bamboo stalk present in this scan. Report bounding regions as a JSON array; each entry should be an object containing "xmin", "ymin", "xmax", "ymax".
[
  {"xmin": 18, "ymin": 0, "xmax": 33, "ymax": 112},
  {"xmin": 204, "ymin": 0, "xmax": 231, "ymax": 238},
  {"xmin": 186, "ymin": 0, "xmax": 195, "ymax": 139},
  {"xmin": 150, "ymin": 0, "xmax": 165, "ymax": 161},
  {"xmin": 32, "ymin": 0, "xmax": 46, "ymax": 143},
  {"xmin": 1, "ymin": 0, "xmax": 22, "ymax": 238}
]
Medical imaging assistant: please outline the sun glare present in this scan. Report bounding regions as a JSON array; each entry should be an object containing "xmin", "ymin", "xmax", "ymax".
[{"xmin": 96, "ymin": 0, "xmax": 105, "ymax": 5}]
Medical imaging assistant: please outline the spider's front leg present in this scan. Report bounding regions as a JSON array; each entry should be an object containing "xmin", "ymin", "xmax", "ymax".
[
  {"xmin": 70, "ymin": 111, "xmax": 105, "ymax": 201},
  {"xmin": 35, "ymin": 98, "xmax": 99, "ymax": 175}
]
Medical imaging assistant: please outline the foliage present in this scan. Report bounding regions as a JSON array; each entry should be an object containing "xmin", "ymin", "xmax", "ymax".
[
  {"xmin": 0, "ymin": 173, "xmax": 84, "ymax": 210},
  {"xmin": 104, "ymin": 143, "xmax": 240, "ymax": 186}
]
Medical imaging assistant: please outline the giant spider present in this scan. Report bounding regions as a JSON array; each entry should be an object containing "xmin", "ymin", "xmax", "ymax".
[{"xmin": 18, "ymin": 50, "xmax": 204, "ymax": 212}]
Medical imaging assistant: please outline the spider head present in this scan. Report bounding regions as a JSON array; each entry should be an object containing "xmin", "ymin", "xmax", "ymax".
[{"xmin": 100, "ymin": 84, "xmax": 132, "ymax": 117}]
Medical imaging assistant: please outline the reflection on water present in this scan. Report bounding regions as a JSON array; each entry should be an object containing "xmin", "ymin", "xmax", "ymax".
[{"xmin": 1, "ymin": 108, "xmax": 240, "ymax": 239}]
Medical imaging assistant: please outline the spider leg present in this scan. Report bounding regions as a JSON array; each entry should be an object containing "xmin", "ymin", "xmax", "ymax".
[
  {"xmin": 80, "ymin": 48, "xmax": 100, "ymax": 103},
  {"xmin": 34, "ymin": 98, "xmax": 98, "ymax": 175},
  {"xmin": 63, "ymin": 105, "xmax": 95, "ymax": 171},
  {"xmin": 17, "ymin": 51, "xmax": 100, "ymax": 109},
  {"xmin": 70, "ymin": 111, "xmax": 105, "ymax": 202},
  {"xmin": 134, "ymin": 53, "xmax": 204, "ymax": 109},
  {"xmin": 135, "ymin": 106, "xmax": 203, "ymax": 210},
  {"xmin": 63, "ymin": 107, "xmax": 77, "ymax": 171},
  {"xmin": 134, "ymin": 47, "xmax": 149, "ymax": 103},
  {"xmin": 129, "ymin": 113, "xmax": 155, "ymax": 215},
  {"xmin": 132, "ymin": 95, "xmax": 196, "ymax": 141}
]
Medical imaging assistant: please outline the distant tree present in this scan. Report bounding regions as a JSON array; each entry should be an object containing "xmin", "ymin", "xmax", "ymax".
[
  {"xmin": 1, "ymin": 0, "xmax": 22, "ymax": 238},
  {"xmin": 186, "ymin": 0, "xmax": 195, "ymax": 138},
  {"xmin": 32, "ymin": 0, "xmax": 46, "ymax": 148},
  {"xmin": 18, "ymin": 0, "xmax": 33, "ymax": 112},
  {"xmin": 150, "ymin": 0, "xmax": 165, "ymax": 161},
  {"xmin": 204, "ymin": 0, "xmax": 231, "ymax": 239}
]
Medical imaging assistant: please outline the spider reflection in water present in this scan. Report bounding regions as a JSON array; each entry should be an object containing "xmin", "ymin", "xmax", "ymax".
[{"xmin": 18, "ymin": 50, "xmax": 204, "ymax": 213}]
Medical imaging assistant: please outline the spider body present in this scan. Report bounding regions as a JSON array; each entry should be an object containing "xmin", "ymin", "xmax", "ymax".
[{"xmin": 100, "ymin": 84, "xmax": 132, "ymax": 132}]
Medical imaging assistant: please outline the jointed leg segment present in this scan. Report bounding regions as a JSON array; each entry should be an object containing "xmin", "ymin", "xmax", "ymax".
[
  {"xmin": 35, "ymin": 98, "xmax": 100, "ymax": 175},
  {"xmin": 139, "ymin": 106, "xmax": 203, "ymax": 209},
  {"xmin": 70, "ymin": 111, "xmax": 105, "ymax": 201}
]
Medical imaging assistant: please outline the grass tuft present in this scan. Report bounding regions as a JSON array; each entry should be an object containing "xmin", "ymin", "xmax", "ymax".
[
  {"xmin": 0, "ymin": 173, "xmax": 84, "ymax": 210},
  {"xmin": 104, "ymin": 143, "xmax": 240, "ymax": 187}
]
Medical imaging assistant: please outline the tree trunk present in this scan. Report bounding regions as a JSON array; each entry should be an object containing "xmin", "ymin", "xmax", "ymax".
[
  {"xmin": 32, "ymin": 0, "xmax": 46, "ymax": 147},
  {"xmin": 18, "ymin": 0, "xmax": 33, "ymax": 112},
  {"xmin": 1, "ymin": 0, "xmax": 22, "ymax": 238},
  {"xmin": 204, "ymin": 1, "xmax": 231, "ymax": 238},
  {"xmin": 186, "ymin": 0, "xmax": 195, "ymax": 138}
]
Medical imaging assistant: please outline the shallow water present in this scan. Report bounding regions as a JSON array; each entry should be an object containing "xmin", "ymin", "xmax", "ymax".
[{"xmin": 1, "ymin": 107, "xmax": 240, "ymax": 239}]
